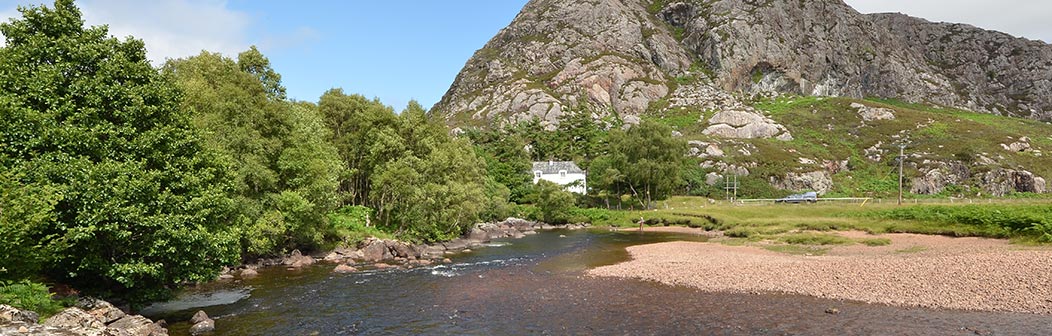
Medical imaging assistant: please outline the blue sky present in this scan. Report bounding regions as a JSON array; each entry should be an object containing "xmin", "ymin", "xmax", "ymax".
[
  {"xmin": 2, "ymin": 0, "xmax": 1050, "ymax": 110},
  {"xmin": 225, "ymin": 1, "xmax": 530, "ymax": 109}
]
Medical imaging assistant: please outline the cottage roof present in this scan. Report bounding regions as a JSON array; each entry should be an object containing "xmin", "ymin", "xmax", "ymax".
[{"xmin": 532, "ymin": 161, "xmax": 584, "ymax": 174}]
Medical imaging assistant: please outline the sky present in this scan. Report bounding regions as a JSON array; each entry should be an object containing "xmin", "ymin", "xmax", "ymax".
[{"xmin": 1, "ymin": 0, "xmax": 1050, "ymax": 111}]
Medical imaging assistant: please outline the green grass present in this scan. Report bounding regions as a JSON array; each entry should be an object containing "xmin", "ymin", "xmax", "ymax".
[
  {"xmin": 763, "ymin": 244, "xmax": 831, "ymax": 256},
  {"xmin": 858, "ymin": 238, "xmax": 892, "ymax": 246},
  {"xmin": 591, "ymin": 196, "xmax": 1052, "ymax": 244},
  {"xmin": 779, "ymin": 233, "xmax": 855, "ymax": 245}
]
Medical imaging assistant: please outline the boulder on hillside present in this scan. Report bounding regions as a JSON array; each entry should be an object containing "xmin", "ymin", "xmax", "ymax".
[
  {"xmin": 703, "ymin": 110, "xmax": 793, "ymax": 140},
  {"xmin": 851, "ymin": 102, "xmax": 896, "ymax": 122},
  {"xmin": 771, "ymin": 171, "xmax": 833, "ymax": 194}
]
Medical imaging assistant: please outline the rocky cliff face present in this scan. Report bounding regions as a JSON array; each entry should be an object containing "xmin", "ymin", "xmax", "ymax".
[{"xmin": 433, "ymin": 0, "xmax": 1052, "ymax": 125}]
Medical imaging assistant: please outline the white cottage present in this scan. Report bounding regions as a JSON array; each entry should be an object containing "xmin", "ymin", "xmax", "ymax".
[{"xmin": 532, "ymin": 161, "xmax": 587, "ymax": 194}]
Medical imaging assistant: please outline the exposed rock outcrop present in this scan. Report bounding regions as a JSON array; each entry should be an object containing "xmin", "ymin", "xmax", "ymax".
[
  {"xmin": 982, "ymin": 169, "xmax": 1046, "ymax": 196},
  {"xmin": 1, "ymin": 299, "xmax": 168, "ymax": 336},
  {"xmin": 770, "ymin": 171, "xmax": 834, "ymax": 195},
  {"xmin": 910, "ymin": 161, "xmax": 971, "ymax": 195},
  {"xmin": 703, "ymin": 110, "xmax": 792, "ymax": 140}
]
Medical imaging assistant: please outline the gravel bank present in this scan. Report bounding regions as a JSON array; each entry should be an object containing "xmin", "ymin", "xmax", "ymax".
[{"xmin": 589, "ymin": 233, "xmax": 1052, "ymax": 314}]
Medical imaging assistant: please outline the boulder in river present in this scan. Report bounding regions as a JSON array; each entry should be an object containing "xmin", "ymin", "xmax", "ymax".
[
  {"xmin": 333, "ymin": 264, "xmax": 358, "ymax": 273},
  {"xmin": 189, "ymin": 310, "xmax": 215, "ymax": 335}
]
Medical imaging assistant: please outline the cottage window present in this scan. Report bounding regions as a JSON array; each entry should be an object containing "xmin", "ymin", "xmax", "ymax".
[
  {"xmin": 535, "ymin": 171, "xmax": 542, "ymax": 178},
  {"xmin": 559, "ymin": 170, "xmax": 567, "ymax": 178}
]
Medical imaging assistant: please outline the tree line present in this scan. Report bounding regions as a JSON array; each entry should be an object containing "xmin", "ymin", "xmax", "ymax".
[{"xmin": 0, "ymin": 0, "xmax": 691, "ymax": 305}]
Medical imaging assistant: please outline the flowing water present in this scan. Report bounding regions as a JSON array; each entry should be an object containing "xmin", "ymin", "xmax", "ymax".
[{"xmin": 143, "ymin": 229, "xmax": 1052, "ymax": 335}]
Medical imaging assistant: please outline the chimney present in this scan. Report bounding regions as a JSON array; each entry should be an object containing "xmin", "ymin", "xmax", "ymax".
[{"xmin": 549, "ymin": 160, "xmax": 554, "ymax": 166}]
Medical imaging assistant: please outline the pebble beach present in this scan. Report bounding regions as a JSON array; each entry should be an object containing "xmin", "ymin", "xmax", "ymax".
[{"xmin": 589, "ymin": 232, "xmax": 1052, "ymax": 314}]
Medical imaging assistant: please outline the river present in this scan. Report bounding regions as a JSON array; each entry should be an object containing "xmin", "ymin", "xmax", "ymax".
[{"xmin": 142, "ymin": 229, "xmax": 1052, "ymax": 335}]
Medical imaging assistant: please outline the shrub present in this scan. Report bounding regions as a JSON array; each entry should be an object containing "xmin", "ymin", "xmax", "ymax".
[
  {"xmin": 725, "ymin": 227, "xmax": 757, "ymax": 238},
  {"xmin": 531, "ymin": 181, "xmax": 577, "ymax": 224},
  {"xmin": 327, "ymin": 206, "xmax": 393, "ymax": 245},
  {"xmin": 0, "ymin": 280, "xmax": 66, "ymax": 319}
]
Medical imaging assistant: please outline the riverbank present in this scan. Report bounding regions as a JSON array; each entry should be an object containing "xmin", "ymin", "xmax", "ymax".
[
  {"xmin": 214, "ymin": 218, "xmax": 592, "ymax": 279},
  {"xmin": 589, "ymin": 231, "xmax": 1052, "ymax": 314}
]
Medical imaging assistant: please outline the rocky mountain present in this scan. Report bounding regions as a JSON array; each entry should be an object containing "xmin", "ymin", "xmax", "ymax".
[
  {"xmin": 433, "ymin": 0, "xmax": 1052, "ymax": 127},
  {"xmin": 432, "ymin": 0, "xmax": 1052, "ymax": 197}
]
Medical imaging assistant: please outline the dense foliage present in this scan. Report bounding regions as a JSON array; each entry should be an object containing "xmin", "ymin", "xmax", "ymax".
[
  {"xmin": 319, "ymin": 90, "xmax": 507, "ymax": 242},
  {"xmin": 0, "ymin": 0, "xmax": 239, "ymax": 302},
  {"xmin": 163, "ymin": 49, "xmax": 344, "ymax": 257}
]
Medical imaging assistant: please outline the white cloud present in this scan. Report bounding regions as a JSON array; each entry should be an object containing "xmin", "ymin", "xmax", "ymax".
[
  {"xmin": 844, "ymin": 0, "xmax": 1052, "ymax": 43},
  {"xmin": 79, "ymin": 0, "xmax": 251, "ymax": 64},
  {"xmin": 0, "ymin": 0, "xmax": 253, "ymax": 64}
]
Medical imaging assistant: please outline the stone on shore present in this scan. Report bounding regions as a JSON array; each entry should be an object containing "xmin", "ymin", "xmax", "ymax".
[
  {"xmin": 44, "ymin": 308, "xmax": 106, "ymax": 329},
  {"xmin": 283, "ymin": 250, "xmax": 315, "ymax": 268},
  {"xmin": 108, "ymin": 314, "xmax": 165, "ymax": 336},
  {"xmin": 1, "ymin": 304, "xmax": 39, "ymax": 324}
]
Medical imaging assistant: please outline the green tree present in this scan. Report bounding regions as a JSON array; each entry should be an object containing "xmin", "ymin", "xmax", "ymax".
[
  {"xmin": 163, "ymin": 49, "xmax": 343, "ymax": 256},
  {"xmin": 465, "ymin": 127, "xmax": 533, "ymax": 203},
  {"xmin": 531, "ymin": 181, "xmax": 577, "ymax": 224},
  {"xmin": 318, "ymin": 89, "xmax": 399, "ymax": 205},
  {"xmin": 0, "ymin": 0, "xmax": 238, "ymax": 303},
  {"xmin": 603, "ymin": 120, "xmax": 687, "ymax": 209}
]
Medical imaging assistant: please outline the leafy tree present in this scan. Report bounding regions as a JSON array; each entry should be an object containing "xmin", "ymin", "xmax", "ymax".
[
  {"xmin": 531, "ymin": 181, "xmax": 577, "ymax": 224},
  {"xmin": 0, "ymin": 172, "xmax": 59, "ymax": 280},
  {"xmin": 465, "ymin": 127, "xmax": 533, "ymax": 202},
  {"xmin": 603, "ymin": 120, "xmax": 687, "ymax": 209},
  {"xmin": 318, "ymin": 89, "xmax": 399, "ymax": 205},
  {"xmin": 163, "ymin": 48, "xmax": 343, "ymax": 256},
  {"xmin": 0, "ymin": 0, "xmax": 239, "ymax": 303}
]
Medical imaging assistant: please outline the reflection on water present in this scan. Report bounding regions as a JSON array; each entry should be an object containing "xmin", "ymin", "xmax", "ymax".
[{"xmin": 144, "ymin": 229, "xmax": 1052, "ymax": 335}]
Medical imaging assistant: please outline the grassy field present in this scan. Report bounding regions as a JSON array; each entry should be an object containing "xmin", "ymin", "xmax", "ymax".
[{"xmin": 582, "ymin": 196, "xmax": 1052, "ymax": 248}]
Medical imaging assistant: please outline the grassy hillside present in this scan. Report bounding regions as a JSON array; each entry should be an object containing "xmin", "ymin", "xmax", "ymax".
[{"xmin": 657, "ymin": 96, "xmax": 1052, "ymax": 199}]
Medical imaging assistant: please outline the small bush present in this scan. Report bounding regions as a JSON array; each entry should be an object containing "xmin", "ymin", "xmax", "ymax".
[
  {"xmin": 327, "ymin": 206, "xmax": 394, "ymax": 245},
  {"xmin": 569, "ymin": 208, "xmax": 622, "ymax": 225},
  {"xmin": 725, "ymin": 227, "xmax": 757, "ymax": 238},
  {"xmin": 0, "ymin": 280, "xmax": 66, "ymax": 319},
  {"xmin": 858, "ymin": 238, "xmax": 892, "ymax": 246}
]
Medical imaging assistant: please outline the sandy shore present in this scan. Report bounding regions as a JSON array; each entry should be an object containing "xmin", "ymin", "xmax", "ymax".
[{"xmin": 589, "ymin": 232, "xmax": 1052, "ymax": 314}]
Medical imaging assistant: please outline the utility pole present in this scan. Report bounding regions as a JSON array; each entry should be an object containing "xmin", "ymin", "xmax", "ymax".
[{"xmin": 898, "ymin": 144, "xmax": 906, "ymax": 205}]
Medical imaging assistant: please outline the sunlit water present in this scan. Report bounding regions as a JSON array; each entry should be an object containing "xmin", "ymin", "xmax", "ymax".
[{"xmin": 143, "ymin": 229, "xmax": 1052, "ymax": 335}]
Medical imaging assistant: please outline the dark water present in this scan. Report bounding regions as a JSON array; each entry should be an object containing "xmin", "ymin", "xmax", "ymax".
[{"xmin": 143, "ymin": 230, "xmax": 1052, "ymax": 335}]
